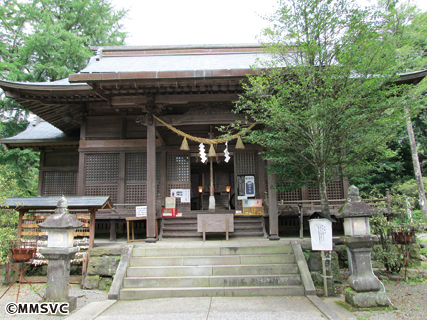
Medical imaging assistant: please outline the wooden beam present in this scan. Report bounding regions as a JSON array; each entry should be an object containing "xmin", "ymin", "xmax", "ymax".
[
  {"xmin": 155, "ymin": 129, "xmax": 166, "ymax": 146},
  {"xmin": 110, "ymin": 93, "xmax": 238, "ymax": 106},
  {"xmin": 79, "ymin": 139, "xmax": 162, "ymax": 149}
]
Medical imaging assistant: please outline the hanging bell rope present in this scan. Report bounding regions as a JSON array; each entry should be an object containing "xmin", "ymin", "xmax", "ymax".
[{"xmin": 153, "ymin": 115, "xmax": 257, "ymax": 145}]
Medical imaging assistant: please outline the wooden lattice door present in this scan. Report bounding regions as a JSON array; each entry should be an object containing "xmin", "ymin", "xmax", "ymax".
[
  {"xmin": 125, "ymin": 153, "xmax": 160, "ymax": 206},
  {"xmin": 167, "ymin": 153, "xmax": 191, "ymax": 211},
  {"xmin": 234, "ymin": 152, "xmax": 258, "ymax": 209},
  {"xmin": 84, "ymin": 153, "xmax": 119, "ymax": 204}
]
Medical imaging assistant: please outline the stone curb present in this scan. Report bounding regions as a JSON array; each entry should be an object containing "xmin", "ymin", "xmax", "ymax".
[
  {"xmin": 108, "ymin": 244, "xmax": 133, "ymax": 300},
  {"xmin": 307, "ymin": 295, "xmax": 343, "ymax": 320},
  {"xmin": 67, "ymin": 300, "xmax": 116, "ymax": 320},
  {"xmin": 291, "ymin": 241, "xmax": 316, "ymax": 295}
]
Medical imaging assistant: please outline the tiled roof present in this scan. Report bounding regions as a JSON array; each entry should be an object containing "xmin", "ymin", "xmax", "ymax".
[
  {"xmin": 79, "ymin": 53, "xmax": 267, "ymax": 74},
  {"xmin": 0, "ymin": 120, "xmax": 78, "ymax": 146}
]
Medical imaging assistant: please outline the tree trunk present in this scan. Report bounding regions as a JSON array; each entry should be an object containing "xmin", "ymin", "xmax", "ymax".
[
  {"xmin": 405, "ymin": 107, "xmax": 427, "ymax": 218},
  {"xmin": 317, "ymin": 166, "xmax": 331, "ymax": 216}
]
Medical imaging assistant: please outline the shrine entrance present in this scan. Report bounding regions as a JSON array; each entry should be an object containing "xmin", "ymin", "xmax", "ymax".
[{"xmin": 190, "ymin": 156, "xmax": 234, "ymax": 211}]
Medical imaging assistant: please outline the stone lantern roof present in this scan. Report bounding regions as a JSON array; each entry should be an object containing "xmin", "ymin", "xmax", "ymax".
[
  {"xmin": 338, "ymin": 185, "xmax": 376, "ymax": 218},
  {"xmin": 38, "ymin": 196, "xmax": 84, "ymax": 229}
]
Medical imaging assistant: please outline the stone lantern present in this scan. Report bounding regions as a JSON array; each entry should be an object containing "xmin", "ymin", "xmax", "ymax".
[
  {"xmin": 38, "ymin": 196, "xmax": 83, "ymax": 312},
  {"xmin": 339, "ymin": 185, "xmax": 390, "ymax": 308}
]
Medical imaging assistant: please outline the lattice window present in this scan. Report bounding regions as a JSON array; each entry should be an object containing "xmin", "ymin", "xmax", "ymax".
[
  {"xmin": 43, "ymin": 171, "xmax": 77, "ymax": 196},
  {"xmin": 85, "ymin": 185, "xmax": 118, "ymax": 203},
  {"xmin": 308, "ymin": 181, "xmax": 343, "ymax": 200},
  {"xmin": 235, "ymin": 153, "xmax": 258, "ymax": 175},
  {"xmin": 126, "ymin": 184, "xmax": 146, "ymax": 204},
  {"xmin": 277, "ymin": 182, "xmax": 302, "ymax": 202},
  {"xmin": 85, "ymin": 154, "xmax": 119, "ymax": 183},
  {"xmin": 126, "ymin": 153, "xmax": 147, "ymax": 182},
  {"xmin": 167, "ymin": 154, "xmax": 190, "ymax": 181}
]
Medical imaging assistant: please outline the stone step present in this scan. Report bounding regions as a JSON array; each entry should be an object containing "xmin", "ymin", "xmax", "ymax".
[
  {"xmin": 129, "ymin": 254, "xmax": 295, "ymax": 267},
  {"xmin": 123, "ymin": 274, "xmax": 301, "ymax": 288},
  {"xmin": 119, "ymin": 285, "xmax": 305, "ymax": 300},
  {"xmin": 161, "ymin": 232, "xmax": 201, "ymax": 238},
  {"xmin": 163, "ymin": 225, "xmax": 197, "ymax": 231},
  {"xmin": 229, "ymin": 231, "xmax": 264, "ymax": 237},
  {"xmin": 132, "ymin": 245, "xmax": 292, "ymax": 257},
  {"xmin": 126, "ymin": 263, "xmax": 299, "ymax": 277}
]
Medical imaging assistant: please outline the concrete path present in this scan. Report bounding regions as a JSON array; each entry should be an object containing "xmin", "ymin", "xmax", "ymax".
[{"xmin": 68, "ymin": 295, "xmax": 356, "ymax": 320}]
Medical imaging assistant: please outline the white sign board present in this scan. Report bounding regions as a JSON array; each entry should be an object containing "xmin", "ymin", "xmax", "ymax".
[
  {"xmin": 135, "ymin": 206, "xmax": 147, "ymax": 217},
  {"xmin": 170, "ymin": 189, "xmax": 191, "ymax": 203},
  {"xmin": 309, "ymin": 219, "xmax": 333, "ymax": 251}
]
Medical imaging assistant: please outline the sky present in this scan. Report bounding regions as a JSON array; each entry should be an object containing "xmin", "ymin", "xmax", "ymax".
[{"xmin": 110, "ymin": 0, "xmax": 427, "ymax": 47}]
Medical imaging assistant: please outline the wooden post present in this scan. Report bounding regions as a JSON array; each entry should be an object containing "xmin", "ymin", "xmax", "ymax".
[
  {"xmin": 109, "ymin": 219, "xmax": 116, "ymax": 242},
  {"xmin": 267, "ymin": 161, "xmax": 279, "ymax": 240},
  {"xmin": 89, "ymin": 208, "xmax": 96, "ymax": 249},
  {"xmin": 16, "ymin": 210, "xmax": 26, "ymax": 241},
  {"xmin": 146, "ymin": 115, "xmax": 157, "ymax": 242},
  {"xmin": 159, "ymin": 151, "xmax": 167, "ymax": 211}
]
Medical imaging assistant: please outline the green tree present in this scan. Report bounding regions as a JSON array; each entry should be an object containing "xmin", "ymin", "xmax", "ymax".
[
  {"xmin": 0, "ymin": 0, "xmax": 128, "ymax": 126},
  {"xmin": 235, "ymin": 0, "xmax": 419, "ymax": 216}
]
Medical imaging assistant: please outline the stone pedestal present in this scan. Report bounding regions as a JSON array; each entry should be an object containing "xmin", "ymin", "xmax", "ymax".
[
  {"xmin": 40, "ymin": 247, "xmax": 78, "ymax": 312},
  {"xmin": 341, "ymin": 235, "xmax": 390, "ymax": 307},
  {"xmin": 345, "ymin": 289, "xmax": 390, "ymax": 308}
]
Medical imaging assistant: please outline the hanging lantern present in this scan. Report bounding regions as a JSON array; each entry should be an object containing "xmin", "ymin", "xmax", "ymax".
[
  {"xmin": 235, "ymin": 135, "xmax": 245, "ymax": 149},
  {"xmin": 180, "ymin": 137, "xmax": 190, "ymax": 151},
  {"xmin": 208, "ymin": 144, "xmax": 216, "ymax": 157}
]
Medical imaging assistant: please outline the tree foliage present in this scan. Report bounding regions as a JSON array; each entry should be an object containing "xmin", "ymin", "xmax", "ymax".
[
  {"xmin": 235, "ymin": 0, "xmax": 421, "ymax": 215},
  {"xmin": 0, "ymin": 0, "xmax": 128, "ymax": 126},
  {"xmin": 0, "ymin": 1, "xmax": 128, "ymax": 257}
]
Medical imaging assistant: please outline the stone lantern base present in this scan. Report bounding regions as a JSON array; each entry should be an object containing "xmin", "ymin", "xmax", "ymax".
[
  {"xmin": 345, "ymin": 288, "xmax": 391, "ymax": 308},
  {"xmin": 40, "ymin": 247, "xmax": 78, "ymax": 314}
]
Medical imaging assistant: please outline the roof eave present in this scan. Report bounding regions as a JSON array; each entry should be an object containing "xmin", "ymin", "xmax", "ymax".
[{"xmin": 68, "ymin": 68, "xmax": 261, "ymax": 83}]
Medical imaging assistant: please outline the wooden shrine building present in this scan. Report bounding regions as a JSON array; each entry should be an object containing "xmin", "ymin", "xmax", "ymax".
[{"xmin": 1, "ymin": 44, "xmax": 425, "ymax": 242}]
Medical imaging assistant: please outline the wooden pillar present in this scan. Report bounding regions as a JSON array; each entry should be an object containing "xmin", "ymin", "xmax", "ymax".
[
  {"xmin": 38, "ymin": 150, "xmax": 45, "ymax": 196},
  {"xmin": 89, "ymin": 208, "xmax": 96, "ymax": 249},
  {"xmin": 78, "ymin": 121, "xmax": 87, "ymax": 196},
  {"xmin": 16, "ymin": 210, "xmax": 26, "ymax": 241},
  {"xmin": 146, "ymin": 115, "xmax": 157, "ymax": 242},
  {"xmin": 159, "ymin": 151, "xmax": 167, "ymax": 211},
  {"xmin": 258, "ymin": 152, "xmax": 266, "ymax": 201},
  {"xmin": 267, "ymin": 161, "xmax": 280, "ymax": 240},
  {"xmin": 109, "ymin": 219, "xmax": 116, "ymax": 242}
]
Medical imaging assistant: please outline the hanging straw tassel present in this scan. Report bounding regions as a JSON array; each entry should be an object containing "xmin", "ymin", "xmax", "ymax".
[
  {"xmin": 235, "ymin": 135, "xmax": 245, "ymax": 149},
  {"xmin": 180, "ymin": 137, "xmax": 190, "ymax": 151},
  {"xmin": 208, "ymin": 144, "xmax": 216, "ymax": 157}
]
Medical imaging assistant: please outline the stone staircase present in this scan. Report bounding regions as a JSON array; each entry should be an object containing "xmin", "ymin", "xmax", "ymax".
[
  {"xmin": 119, "ymin": 244, "xmax": 306, "ymax": 300},
  {"xmin": 161, "ymin": 215, "xmax": 266, "ymax": 238}
]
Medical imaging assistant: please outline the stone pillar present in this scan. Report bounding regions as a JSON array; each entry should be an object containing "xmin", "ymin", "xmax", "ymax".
[
  {"xmin": 340, "ymin": 186, "xmax": 390, "ymax": 308},
  {"xmin": 40, "ymin": 248, "xmax": 78, "ymax": 308}
]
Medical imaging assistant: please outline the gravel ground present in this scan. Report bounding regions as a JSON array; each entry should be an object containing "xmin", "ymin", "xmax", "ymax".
[
  {"xmin": 352, "ymin": 280, "xmax": 427, "ymax": 320},
  {"xmin": 0, "ymin": 283, "xmax": 107, "ymax": 319}
]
